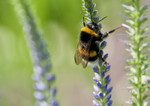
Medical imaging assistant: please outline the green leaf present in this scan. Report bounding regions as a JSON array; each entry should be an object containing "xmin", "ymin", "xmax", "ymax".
[
  {"xmin": 141, "ymin": 64, "xmax": 149, "ymax": 72},
  {"xmin": 139, "ymin": 35, "xmax": 147, "ymax": 41},
  {"xmin": 131, "ymin": 89, "xmax": 138, "ymax": 98},
  {"xmin": 131, "ymin": 102, "xmax": 137, "ymax": 106},
  {"xmin": 129, "ymin": 77, "xmax": 138, "ymax": 87},
  {"xmin": 139, "ymin": 17, "xmax": 148, "ymax": 25},
  {"xmin": 141, "ymin": 28, "xmax": 149, "ymax": 35},
  {"xmin": 139, "ymin": 43, "xmax": 148, "ymax": 51},
  {"xmin": 143, "ymin": 94, "xmax": 150, "ymax": 100},
  {"xmin": 140, "ymin": 5, "xmax": 148, "ymax": 16}
]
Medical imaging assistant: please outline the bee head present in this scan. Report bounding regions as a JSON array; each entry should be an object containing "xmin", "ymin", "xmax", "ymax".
[{"xmin": 87, "ymin": 22, "xmax": 99, "ymax": 33}]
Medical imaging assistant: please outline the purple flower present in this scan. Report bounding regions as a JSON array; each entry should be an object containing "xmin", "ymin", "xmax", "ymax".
[
  {"xmin": 107, "ymin": 100, "xmax": 113, "ymax": 106},
  {"xmin": 46, "ymin": 74, "xmax": 55, "ymax": 82},
  {"xmin": 93, "ymin": 77, "xmax": 99, "ymax": 82},
  {"xmin": 100, "ymin": 41, "xmax": 107, "ymax": 48},
  {"xmin": 34, "ymin": 81, "xmax": 47, "ymax": 90},
  {"xmin": 106, "ymin": 94, "xmax": 112, "ymax": 102},
  {"xmin": 34, "ymin": 92, "xmax": 45, "ymax": 101},
  {"xmin": 82, "ymin": 0, "xmax": 113, "ymax": 106},
  {"xmin": 93, "ymin": 85, "xmax": 99, "ymax": 92},
  {"xmin": 93, "ymin": 100, "xmax": 101, "ymax": 106},
  {"xmin": 105, "ymin": 75, "xmax": 111, "ymax": 84},
  {"xmin": 103, "ymin": 84, "xmax": 108, "ymax": 90},
  {"xmin": 93, "ymin": 16, "xmax": 100, "ymax": 22},
  {"xmin": 99, "ymin": 50, "xmax": 104, "ymax": 56},
  {"xmin": 93, "ymin": 92, "xmax": 99, "ymax": 98},
  {"xmin": 93, "ymin": 66, "xmax": 99, "ymax": 73},
  {"xmin": 17, "ymin": 1, "xmax": 59, "ymax": 105},
  {"xmin": 49, "ymin": 98, "xmax": 59, "ymax": 106},
  {"xmin": 50, "ymin": 87, "xmax": 57, "ymax": 96},
  {"xmin": 107, "ymin": 87, "xmax": 113, "ymax": 94},
  {"xmin": 103, "ymin": 53, "xmax": 108, "ymax": 60},
  {"xmin": 106, "ymin": 65, "xmax": 111, "ymax": 70},
  {"xmin": 98, "ymin": 92, "xmax": 103, "ymax": 98},
  {"xmin": 96, "ymin": 82, "xmax": 102, "ymax": 88},
  {"xmin": 101, "ymin": 71, "xmax": 105, "ymax": 77}
]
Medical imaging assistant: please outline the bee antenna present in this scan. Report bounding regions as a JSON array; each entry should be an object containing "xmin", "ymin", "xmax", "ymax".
[
  {"xmin": 108, "ymin": 26, "xmax": 122, "ymax": 34},
  {"xmin": 82, "ymin": 16, "xmax": 86, "ymax": 26},
  {"xmin": 80, "ymin": 12, "xmax": 86, "ymax": 26},
  {"xmin": 98, "ymin": 16, "xmax": 107, "ymax": 23},
  {"xmin": 102, "ymin": 26, "xmax": 122, "ymax": 39}
]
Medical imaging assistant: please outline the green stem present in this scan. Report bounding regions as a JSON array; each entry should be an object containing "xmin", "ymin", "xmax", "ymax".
[
  {"xmin": 137, "ymin": 48, "xmax": 142, "ymax": 106},
  {"xmin": 136, "ymin": 41, "xmax": 142, "ymax": 106},
  {"xmin": 124, "ymin": 0, "xmax": 149, "ymax": 105},
  {"xmin": 135, "ymin": 1, "xmax": 143, "ymax": 105}
]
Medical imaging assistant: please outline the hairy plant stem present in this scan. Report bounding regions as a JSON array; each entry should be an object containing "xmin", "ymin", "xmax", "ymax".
[
  {"xmin": 123, "ymin": 0, "xmax": 150, "ymax": 105},
  {"xmin": 135, "ymin": 1, "xmax": 142, "ymax": 105}
]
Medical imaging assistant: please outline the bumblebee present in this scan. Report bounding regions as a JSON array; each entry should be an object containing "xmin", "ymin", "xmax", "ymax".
[{"xmin": 74, "ymin": 17, "xmax": 120, "ymax": 68}]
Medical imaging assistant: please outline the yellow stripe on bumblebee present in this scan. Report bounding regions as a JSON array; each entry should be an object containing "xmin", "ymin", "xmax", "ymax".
[
  {"xmin": 78, "ymin": 46, "xmax": 97, "ymax": 57},
  {"xmin": 81, "ymin": 26, "xmax": 98, "ymax": 37}
]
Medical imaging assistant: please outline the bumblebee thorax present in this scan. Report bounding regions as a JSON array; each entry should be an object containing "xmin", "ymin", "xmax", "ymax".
[{"xmin": 81, "ymin": 26, "xmax": 98, "ymax": 37}]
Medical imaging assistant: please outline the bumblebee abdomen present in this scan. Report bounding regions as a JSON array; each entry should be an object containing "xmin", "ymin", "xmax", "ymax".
[
  {"xmin": 81, "ymin": 53, "xmax": 98, "ymax": 61},
  {"xmin": 78, "ymin": 45, "xmax": 99, "ymax": 62}
]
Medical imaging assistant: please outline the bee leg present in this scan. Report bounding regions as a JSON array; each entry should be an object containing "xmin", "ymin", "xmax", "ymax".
[
  {"xmin": 98, "ymin": 51, "xmax": 105, "ymax": 63},
  {"xmin": 98, "ymin": 53, "xmax": 110, "ymax": 67},
  {"xmin": 97, "ymin": 45, "xmax": 111, "ymax": 66},
  {"xmin": 102, "ymin": 30, "xmax": 115, "ymax": 39}
]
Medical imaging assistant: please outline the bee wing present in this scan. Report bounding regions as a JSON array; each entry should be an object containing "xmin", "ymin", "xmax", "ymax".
[
  {"xmin": 74, "ymin": 48, "xmax": 88, "ymax": 68},
  {"xmin": 74, "ymin": 36, "xmax": 93, "ymax": 68},
  {"xmin": 74, "ymin": 47, "xmax": 82, "ymax": 65},
  {"xmin": 81, "ymin": 59, "xmax": 88, "ymax": 68},
  {"xmin": 81, "ymin": 36, "xmax": 93, "ymax": 68}
]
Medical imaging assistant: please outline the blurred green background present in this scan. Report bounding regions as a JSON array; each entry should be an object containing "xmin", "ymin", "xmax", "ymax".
[{"xmin": 0, "ymin": 0, "xmax": 149, "ymax": 106}]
